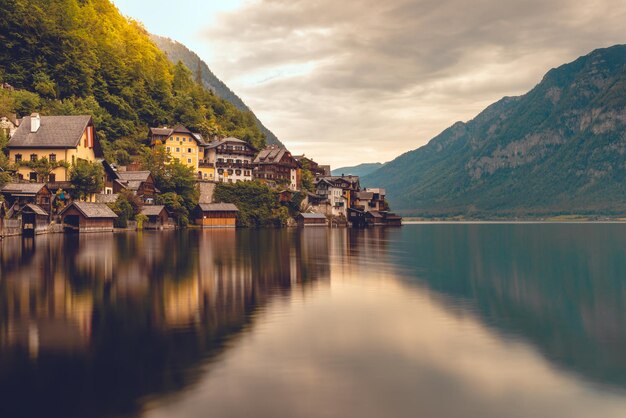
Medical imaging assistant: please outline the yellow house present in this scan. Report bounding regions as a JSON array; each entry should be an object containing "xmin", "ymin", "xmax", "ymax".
[
  {"xmin": 7, "ymin": 113, "xmax": 100, "ymax": 182},
  {"xmin": 149, "ymin": 125, "xmax": 214, "ymax": 180}
]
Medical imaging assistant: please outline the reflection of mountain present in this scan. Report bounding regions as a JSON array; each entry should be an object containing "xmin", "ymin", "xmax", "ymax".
[
  {"xmin": 387, "ymin": 224, "xmax": 626, "ymax": 389},
  {"xmin": 0, "ymin": 230, "xmax": 331, "ymax": 418}
]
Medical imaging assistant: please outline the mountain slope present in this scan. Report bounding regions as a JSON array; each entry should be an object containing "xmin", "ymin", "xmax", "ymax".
[
  {"xmin": 152, "ymin": 35, "xmax": 282, "ymax": 146},
  {"xmin": 364, "ymin": 45, "xmax": 626, "ymax": 216},
  {"xmin": 332, "ymin": 162, "xmax": 384, "ymax": 177},
  {"xmin": 0, "ymin": 0, "xmax": 265, "ymax": 158}
]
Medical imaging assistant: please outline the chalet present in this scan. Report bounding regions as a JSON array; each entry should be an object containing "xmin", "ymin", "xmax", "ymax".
[
  {"xmin": 59, "ymin": 202, "xmax": 117, "ymax": 233},
  {"xmin": 19, "ymin": 204, "xmax": 49, "ymax": 236},
  {"xmin": 314, "ymin": 178, "xmax": 348, "ymax": 217},
  {"xmin": 149, "ymin": 125, "xmax": 212, "ymax": 180},
  {"xmin": 1, "ymin": 183, "xmax": 52, "ymax": 214},
  {"xmin": 347, "ymin": 208, "xmax": 401, "ymax": 227},
  {"xmin": 253, "ymin": 145, "xmax": 299, "ymax": 190},
  {"xmin": 293, "ymin": 155, "xmax": 326, "ymax": 176},
  {"xmin": 296, "ymin": 213, "xmax": 328, "ymax": 227},
  {"xmin": 113, "ymin": 171, "xmax": 157, "ymax": 203},
  {"xmin": 194, "ymin": 203, "xmax": 239, "ymax": 228},
  {"xmin": 7, "ymin": 114, "xmax": 101, "ymax": 182},
  {"xmin": 202, "ymin": 137, "xmax": 255, "ymax": 183},
  {"xmin": 353, "ymin": 188, "xmax": 387, "ymax": 212},
  {"xmin": 140, "ymin": 205, "xmax": 173, "ymax": 230}
]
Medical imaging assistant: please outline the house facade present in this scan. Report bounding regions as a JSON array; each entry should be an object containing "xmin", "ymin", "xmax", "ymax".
[
  {"xmin": 149, "ymin": 125, "xmax": 214, "ymax": 180},
  {"xmin": 202, "ymin": 137, "xmax": 255, "ymax": 183},
  {"xmin": 7, "ymin": 114, "xmax": 100, "ymax": 182},
  {"xmin": 253, "ymin": 145, "xmax": 300, "ymax": 190}
]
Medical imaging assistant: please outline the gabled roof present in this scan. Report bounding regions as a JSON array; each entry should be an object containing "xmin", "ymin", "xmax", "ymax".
[
  {"xmin": 116, "ymin": 171, "xmax": 152, "ymax": 182},
  {"xmin": 60, "ymin": 202, "xmax": 118, "ymax": 218},
  {"xmin": 171, "ymin": 124, "xmax": 193, "ymax": 134},
  {"xmin": 203, "ymin": 136, "xmax": 253, "ymax": 150},
  {"xmin": 140, "ymin": 205, "xmax": 167, "ymax": 216},
  {"xmin": 198, "ymin": 203, "xmax": 239, "ymax": 212},
  {"xmin": 149, "ymin": 127, "xmax": 173, "ymax": 136},
  {"xmin": 20, "ymin": 203, "xmax": 48, "ymax": 216},
  {"xmin": 95, "ymin": 194, "xmax": 119, "ymax": 204},
  {"xmin": 8, "ymin": 115, "xmax": 92, "ymax": 149},
  {"xmin": 299, "ymin": 213, "xmax": 327, "ymax": 219},
  {"xmin": 356, "ymin": 191, "xmax": 374, "ymax": 199},
  {"xmin": 1, "ymin": 182, "xmax": 47, "ymax": 195},
  {"xmin": 366, "ymin": 211, "xmax": 383, "ymax": 218}
]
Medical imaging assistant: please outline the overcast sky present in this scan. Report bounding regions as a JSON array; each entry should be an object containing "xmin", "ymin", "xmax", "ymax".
[{"xmin": 112, "ymin": 0, "xmax": 626, "ymax": 168}]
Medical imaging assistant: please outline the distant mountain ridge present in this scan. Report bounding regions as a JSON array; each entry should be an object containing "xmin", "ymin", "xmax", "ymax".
[
  {"xmin": 332, "ymin": 162, "xmax": 384, "ymax": 177},
  {"xmin": 151, "ymin": 35, "xmax": 282, "ymax": 146},
  {"xmin": 364, "ymin": 45, "xmax": 626, "ymax": 217}
]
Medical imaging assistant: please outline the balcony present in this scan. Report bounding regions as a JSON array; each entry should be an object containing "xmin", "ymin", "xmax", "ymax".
[
  {"xmin": 199, "ymin": 160, "xmax": 214, "ymax": 168},
  {"xmin": 216, "ymin": 161, "xmax": 254, "ymax": 169},
  {"xmin": 216, "ymin": 147, "xmax": 255, "ymax": 157}
]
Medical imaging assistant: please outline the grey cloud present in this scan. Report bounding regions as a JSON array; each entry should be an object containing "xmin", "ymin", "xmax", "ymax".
[{"xmin": 201, "ymin": 0, "xmax": 626, "ymax": 167}]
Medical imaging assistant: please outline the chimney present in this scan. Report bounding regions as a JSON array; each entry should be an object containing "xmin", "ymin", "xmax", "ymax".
[{"xmin": 30, "ymin": 113, "xmax": 40, "ymax": 133}]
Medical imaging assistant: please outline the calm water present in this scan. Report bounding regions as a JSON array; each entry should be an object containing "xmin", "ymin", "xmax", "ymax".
[{"xmin": 1, "ymin": 224, "xmax": 626, "ymax": 418}]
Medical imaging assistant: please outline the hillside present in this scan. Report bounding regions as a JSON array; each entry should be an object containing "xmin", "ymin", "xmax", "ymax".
[
  {"xmin": 0, "ymin": 0, "xmax": 266, "ymax": 163},
  {"xmin": 364, "ymin": 45, "xmax": 626, "ymax": 217},
  {"xmin": 151, "ymin": 35, "xmax": 282, "ymax": 146},
  {"xmin": 332, "ymin": 162, "xmax": 384, "ymax": 177}
]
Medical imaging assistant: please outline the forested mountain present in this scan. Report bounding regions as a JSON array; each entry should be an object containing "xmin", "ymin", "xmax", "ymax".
[
  {"xmin": 0, "ymin": 0, "xmax": 266, "ymax": 163},
  {"xmin": 364, "ymin": 45, "xmax": 626, "ymax": 217},
  {"xmin": 332, "ymin": 162, "xmax": 384, "ymax": 177},
  {"xmin": 151, "ymin": 35, "xmax": 282, "ymax": 146}
]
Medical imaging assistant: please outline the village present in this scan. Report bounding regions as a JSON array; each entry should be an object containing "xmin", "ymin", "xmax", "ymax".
[{"xmin": 0, "ymin": 112, "xmax": 401, "ymax": 237}]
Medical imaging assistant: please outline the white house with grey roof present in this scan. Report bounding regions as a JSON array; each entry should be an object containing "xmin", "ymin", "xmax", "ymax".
[{"xmin": 6, "ymin": 113, "xmax": 100, "ymax": 182}]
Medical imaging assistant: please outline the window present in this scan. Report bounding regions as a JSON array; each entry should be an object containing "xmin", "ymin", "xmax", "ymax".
[
  {"xmin": 30, "ymin": 154, "xmax": 37, "ymax": 162},
  {"xmin": 166, "ymin": 147, "xmax": 171, "ymax": 152},
  {"xmin": 29, "ymin": 172, "xmax": 37, "ymax": 181},
  {"xmin": 218, "ymin": 169, "xmax": 224, "ymax": 175},
  {"xmin": 187, "ymin": 158, "xmax": 192, "ymax": 164},
  {"xmin": 176, "ymin": 148, "xmax": 180, "ymax": 153},
  {"xmin": 49, "ymin": 173, "xmax": 56, "ymax": 182},
  {"xmin": 183, "ymin": 138, "xmax": 186, "ymax": 142},
  {"xmin": 15, "ymin": 154, "xmax": 22, "ymax": 163},
  {"xmin": 235, "ymin": 169, "xmax": 242, "ymax": 176},
  {"xmin": 49, "ymin": 153, "xmax": 56, "ymax": 163},
  {"xmin": 187, "ymin": 148, "xmax": 192, "ymax": 153},
  {"xmin": 227, "ymin": 169, "xmax": 234, "ymax": 175}
]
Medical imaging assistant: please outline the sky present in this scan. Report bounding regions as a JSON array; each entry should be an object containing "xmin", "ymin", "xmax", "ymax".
[{"xmin": 112, "ymin": 0, "xmax": 626, "ymax": 168}]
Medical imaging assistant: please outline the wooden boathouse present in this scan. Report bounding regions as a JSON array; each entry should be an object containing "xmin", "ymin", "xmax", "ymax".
[
  {"xmin": 19, "ymin": 204, "xmax": 49, "ymax": 236},
  {"xmin": 60, "ymin": 202, "xmax": 118, "ymax": 233},
  {"xmin": 194, "ymin": 203, "xmax": 239, "ymax": 228},
  {"xmin": 296, "ymin": 213, "xmax": 328, "ymax": 227}
]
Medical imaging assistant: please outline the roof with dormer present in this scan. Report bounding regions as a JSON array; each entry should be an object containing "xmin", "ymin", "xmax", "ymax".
[{"xmin": 8, "ymin": 115, "xmax": 92, "ymax": 149}]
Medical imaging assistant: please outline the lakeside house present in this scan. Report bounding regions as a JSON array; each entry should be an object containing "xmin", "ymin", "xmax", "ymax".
[
  {"xmin": 253, "ymin": 145, "xmax": 300, "ymax": 190},
  {"xmin": 59, "ymin": 202, "xmax": 118, "ymax": 233},
  {"xmin": 194, "ymin": 203, "xmax": 239, "ymax": 228},
  {"xmin": 6, "ymin": 114, "xmax": 100, "ymax": 182},
  {"xmin": 0, "ymin": 113, "xmax": 19, "ymax": 138},
  {"xmin": 202, "ymin": 137, "xmax": 255, "ymax": 183},
  {"xmin": 140, "ymin": 205, "xmax": 173, "ymax": 230},
  {"xmin": 296, "ymin": 213, "xmax": 328, "ymax": 227},
  {"xmin": 1, "ymin": 182, "xmax": 52, "ymax": 215},
  {"xmin": 113, "ymin": 170, "xmax": 157, "ymax": 204},
  {"xmin": 19, "ymin": 203, "xmax": 49, "ymax": 236}
]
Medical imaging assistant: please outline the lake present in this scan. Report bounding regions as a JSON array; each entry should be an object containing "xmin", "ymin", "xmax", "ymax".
[{"xmin": 1, "ymin": 224, "xmax": 626, "ymax": 418}]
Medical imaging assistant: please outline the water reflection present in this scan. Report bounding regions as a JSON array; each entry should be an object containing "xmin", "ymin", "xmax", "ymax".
[
  {"xmin": 1, "ymin": 225, "xmax": 626, "ymax": 418},
  {"xmin": 0, "ymin": 230, "xmax": 330, "ymax": 418},
  {"xmin": 389, "ymin": 224, "xmax": 626, "ymax": 389}
]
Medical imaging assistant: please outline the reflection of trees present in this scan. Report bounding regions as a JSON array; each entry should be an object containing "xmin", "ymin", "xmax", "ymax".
[
  {"xmin": 0, "ymin": 229, "xmax": 330, "ymax": 418},
  {"xmin": 388, "ymin": 224, "xmax": 626, "ymax": 389}
]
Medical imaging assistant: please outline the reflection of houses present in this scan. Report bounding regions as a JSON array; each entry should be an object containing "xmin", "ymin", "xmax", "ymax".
[
  {"xmin": 140, "ymin": 205, "xmax": 173, "ymax": 230},
  {"xmin": 202, "ymin": 137, "xmax": 255, "ymax": 183},
  {"xmin": 1, "ymin": 182, "xmax": 52, "ymax": 214},
  {"xmin": 6, "ymin": 114, "xmax": 100, "ymax": 182},
  {"xmin": 253, "ymin": 145, "xmax": 300, "ymax": 190},
  {"xmin": 60, "ymin": 202, "xmax": 118, "ymax": 232},
  {"xmin": 194, "ymin": 203, "xmax": 238, "ymax": 228}
]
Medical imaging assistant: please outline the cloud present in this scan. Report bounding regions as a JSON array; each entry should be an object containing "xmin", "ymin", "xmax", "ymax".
[{"xmin": 202, "ymin": 0, "xmax": 626, "ymax": 167}]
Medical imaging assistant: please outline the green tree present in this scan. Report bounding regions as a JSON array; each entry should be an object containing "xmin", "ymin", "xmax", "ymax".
[
  {"xmin": 300, "ymin": 169, "xmax": 315, "ymax": 192},
  {"xmin": 69, "ymin": 160, "xmax": 104, "ymax": 200},
  {"xmin": 214, "ymin": 181, "xmax": 282, "ymax": 227},
  {"xmin": 156, "ymin": 192, "xmax": 189, "ymax": 226},
  {"xmin": 20, "ymin": 157, "xmax": 69, "ymax": 182}
]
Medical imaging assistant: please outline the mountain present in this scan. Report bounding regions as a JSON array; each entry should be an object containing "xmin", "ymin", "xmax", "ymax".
[
  {"xmin": 151, "ymin": 35, "xmax": 282, "ymax": 146},
  {"xmin": 364, "ymin": 45, "xmax": 626, "ymax": 217},
  {"xmin": 332, "ymin": 162, "xmax": 384, "ymax": 177},
  {"xmin": 0, "ymin": 0, "xmax": 265, "ymax": 160}
]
